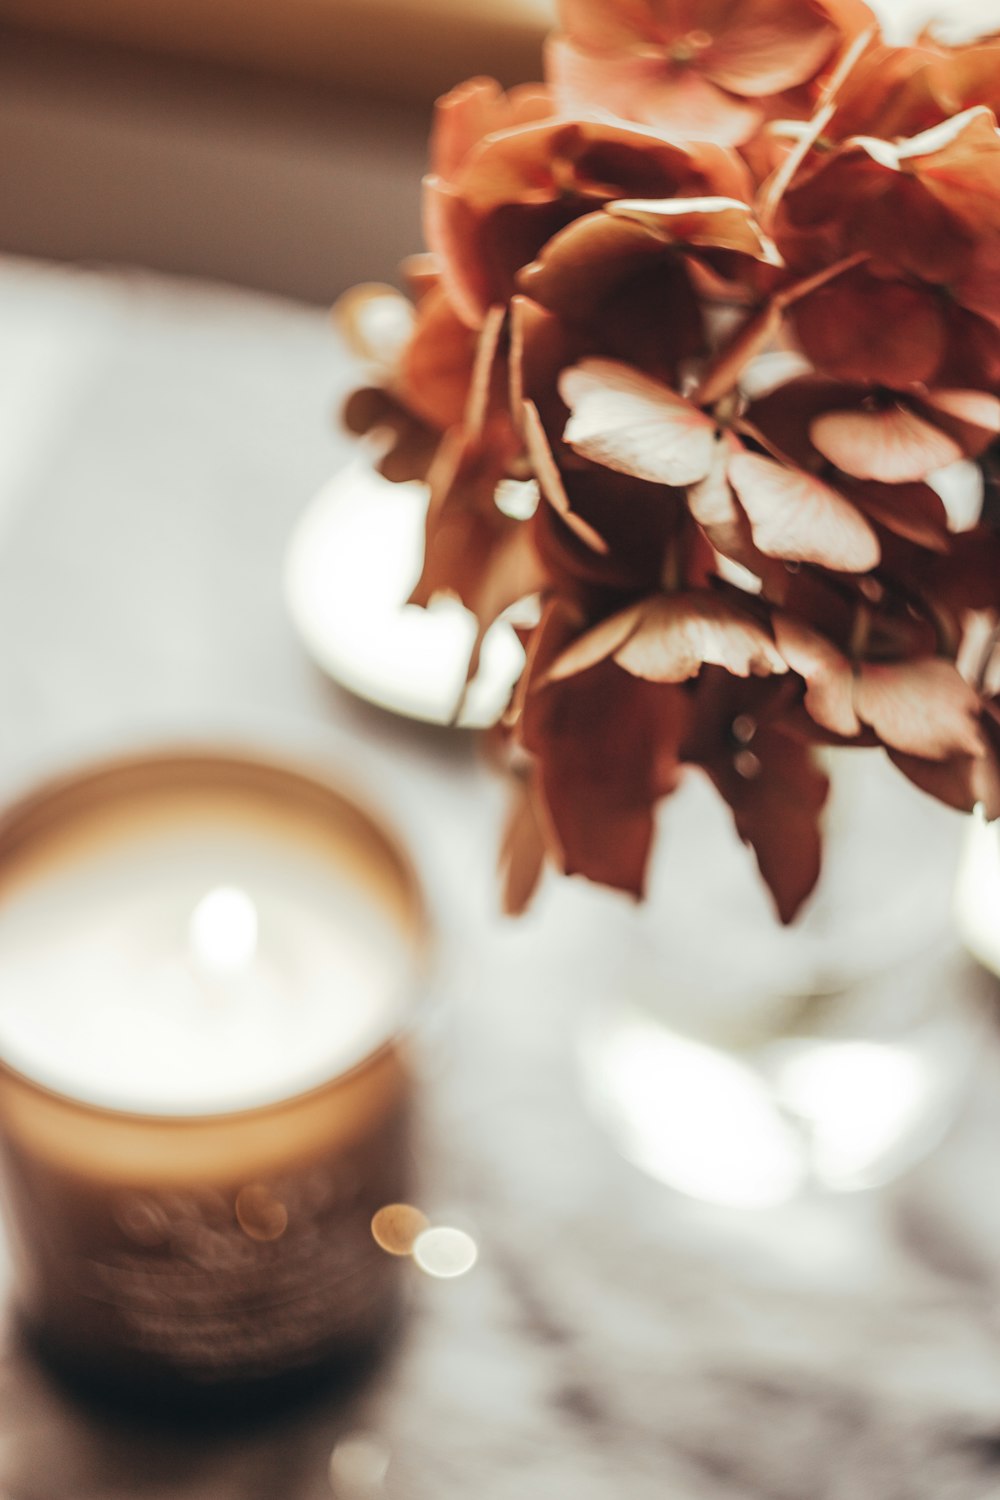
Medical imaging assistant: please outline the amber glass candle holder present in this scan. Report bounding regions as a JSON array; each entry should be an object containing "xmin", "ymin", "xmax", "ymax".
[{"xmin": 0, "ymin": 749, "xmax": 429, "ymax": 1411}]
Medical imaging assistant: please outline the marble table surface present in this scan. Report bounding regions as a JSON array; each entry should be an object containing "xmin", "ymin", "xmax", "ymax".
[{"xmin": 3, "ymin": 255, "xmax": 1000, "ymax": 1500}]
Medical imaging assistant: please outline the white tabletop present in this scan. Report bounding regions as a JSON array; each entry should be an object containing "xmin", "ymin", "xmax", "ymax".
[{"xmin": 2, "ymin": 255, "xmax": 1000, "ymax": 1500}]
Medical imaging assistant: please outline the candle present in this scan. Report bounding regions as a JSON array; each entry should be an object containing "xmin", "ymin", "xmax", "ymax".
[{"xmin": 0, "ymin": 749, "xmax": 427, "ymax": 1408}]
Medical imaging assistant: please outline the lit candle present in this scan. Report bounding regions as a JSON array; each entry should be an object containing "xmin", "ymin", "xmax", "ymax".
[{"xmin": 0, "ymin": 749, "xmax": 427, "ymax": 1407}]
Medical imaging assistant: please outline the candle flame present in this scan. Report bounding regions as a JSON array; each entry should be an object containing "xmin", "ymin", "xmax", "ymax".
[{"xmin": 189, "ymin": 886, "xmax": 259, "ymax": 977}]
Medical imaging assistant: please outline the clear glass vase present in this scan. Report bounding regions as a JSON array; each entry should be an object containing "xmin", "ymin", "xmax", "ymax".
[{"xmin": 573, "ymin": 750, "xmax": 982, "ymax": 1209}]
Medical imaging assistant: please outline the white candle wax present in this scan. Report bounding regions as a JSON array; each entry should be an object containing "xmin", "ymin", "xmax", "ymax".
[{"xmin": 0, "ymin": 790, "xmax": 412, "ymax": 1116}]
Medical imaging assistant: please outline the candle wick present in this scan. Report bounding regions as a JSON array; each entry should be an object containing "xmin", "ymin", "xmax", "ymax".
[{"xmin": 188, "ymin": 887, "xmax": 260, "ymax": 980}]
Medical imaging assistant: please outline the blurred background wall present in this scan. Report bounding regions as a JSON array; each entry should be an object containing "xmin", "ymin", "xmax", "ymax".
[
  {"xmin": 0, "ymin": 0, "xmax": 555, "ymax": 303},
  {"xmin": 0, "ymin": 0, "xmax": 995, "ymax": 303}
]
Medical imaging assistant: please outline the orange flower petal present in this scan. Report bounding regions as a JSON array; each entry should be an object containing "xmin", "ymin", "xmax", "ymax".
[
  {"xmin": 792, "ymin": 273, "xmax": 947, "ymax": 387},
  {"xmin": 708, "ymin": 726, "xmax": 829, "ymax": 924},
  {"xmin": 900, "ymin": 105, "xmax": 1000, "ymax": 234},
  {"xmin": 608, "ymin": 195, "xmax": 780, "ymax": 261},
  {"xmin": 919, "ymin": 388, "xmax": 1000, "ymax": 457},
  {"xmin": 430, "ymin": 76, "xmax": 553, "ymax": 183},
  {"xmin": 522, "ymin": 399, "xmax": 609, "ymax": 556},
  {"xmin": 517, "ymin": 212, "xmax": 669, "ymax": 321},
  {"xmin": 847, "ymin": 480, "xmax": 950, "ymax": 552},
  {"xmin": 729, "ymin": 452, "xmax": 880, "ymax": 571},
  {"xmin": 613, "ymin": 592, "xmax": 788, "ymax": 682},
  {"xmin": 560, "ymin": 359, "xmax": 717, "ymax": 485},
  {"xmin": 772, "ymin": 615, "xmax": 861, "ymax": 738},
  {"xmin": 499, "ymin": 778, "xmax": 548, "ymax": 916},
  {"xmin": 855, "ymin": 658, "xmax": 984, "ymax": 759},
  {"xmin": 810, "ymin": 404, "xmax": 962, "ymax": 483},
  {"xmin": 704, "ymin": 0, "xmax": 840, "ymax": 97},
  {"xmin": 544, "ymin": 603, "xmax": 646, "ymax": 683}
]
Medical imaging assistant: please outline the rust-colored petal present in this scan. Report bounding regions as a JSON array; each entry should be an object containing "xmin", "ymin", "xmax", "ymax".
[
  {"xmin": 701, "ymin": 0, "xmax": 842, "ymax": 97},
  {"xmin": 825, "ymin": 43, "xmax": 943, "ymax": 144},
  {"xmin": 560, "ymin": 359, "xmax": 717, "ymax": 485},
  {"xmin": 544, "ymin": 602, "xmax": 646, "ymax": 682},
  {"xmin": 499, "ymin": 776, "xmax": 549, "ymax": 916},
  {"xmin": 854, "ymin": 658, "xmax": 984, "ymax": 760},
  {"xmin": 343, "ymin": 387, "xmax": 439, "ymax": 485},
  {"xmin": 522, "ymin": 399, "xmax": 610, "ymax": 555},
  {"xmin": 518, "ymin": 212, "xmax": 668, "ymax": 318},
  {"xmin": 810, "ymin": 403, "xmax": 963, "ymax": 484},
  {"xmin": 900, "ymin": 106, "xmax": 1000, "ymax": 235},
  {"xmin": 705, "ymin": 724, "xmax": 830, "ymax": 924},
  {"xmin": 792, "ymin": 272, "xmax": 947, "ymax": 387},
  {"xmin": 509, "ymin": 295, "xmax": 586, "ymax": 441},
  {"xmin": 462, "ymin": 304, "xmax": 508, "ymax": 436},
  {"xmin": 398, "ymin": 285, "xmax": 481, "ymax": 431},
  {"xmin": 846, "ymin": 479, "xmax": 950, "ymax": 552},
  {"xmin": 423, "ymin": 177, "xmax": 497, "ymax": 330},
  {"xmin": 729, "ymin": 452, "xmax": 880, "ymax": 572},
  {"xmin": 953, "ymin": 240, "xmax": 1000, "ymax": 332},
  {"xmin": 613, "ymin": 592, "xmax": 789, "ymax": 682},
  {"xmin": 888, "ymin": 749, "xmax": 980, "ymax": 814},
  {"xmin": 555, "ymin": 0, "xmax": 659, "ymax": 51},
  {"xmin": 430, "ymin": 76, "xmax": 552, "ymax": 182},
  {"xmin": 522, "ymin": 604, "xmax": 690, "ymax": 897},
  {"xmin": 919, "ymin": 388, "xmax": 1000, "ymax": 458},
  {"xmin": 733, "ymin": 734, "xmax": 828, "ymax": 922},
  {"xmin": 516, "ymin": 215, "xmax": 707, "ymax": 384},
  {"xmin": 772, "ymin": 615, "xmax": 861, "ymax": 738},
  {"xmin": 546, "ymin": 37, "xmax": 763, "ymax": 147},
  {"xmin": 608, "ymin": 195, "xmax": 780, "ymax": 261},
  {"xmin": 975, "ymin": 697, "xmax": 1000, "ymax": 820},
  {"xmin": 413, "ymin": 423, "xmax": 542, "ymax": 646}
]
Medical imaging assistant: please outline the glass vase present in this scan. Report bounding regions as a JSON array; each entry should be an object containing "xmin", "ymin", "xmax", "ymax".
[{"xmin": 573, "ymin": 750, "xmax": 982, "ymax": 1209}]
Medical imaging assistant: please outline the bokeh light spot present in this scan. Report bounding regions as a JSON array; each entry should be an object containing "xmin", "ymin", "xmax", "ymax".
[
  {"xmin": 371, "ymin": 1203, "xmax": 429, "ymax": 1256},
  {"xmin": 329, "ymin": 1432, "xmax": 390, "ymax": 1495},
  {"xmin": 413, "ymin": 1225, "xmax": 478, "ymax": 1279},
  {"xmin": 235, "ymin": 1184, "xmax": 289, "ymax": 1242}
]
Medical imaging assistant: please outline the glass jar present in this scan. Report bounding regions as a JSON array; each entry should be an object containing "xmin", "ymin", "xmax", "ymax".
[{"xmin": 573, "ymin": 750, "xmax": 982, "ymax": 1208}]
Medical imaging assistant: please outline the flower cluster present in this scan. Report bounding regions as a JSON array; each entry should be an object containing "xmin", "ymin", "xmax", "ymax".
[{"xmin": 343, "ymin": 0, "xmax": 1000, "ymax": 922}]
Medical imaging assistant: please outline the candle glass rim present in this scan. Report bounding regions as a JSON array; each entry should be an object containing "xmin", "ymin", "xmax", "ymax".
[{"xmin": 0, "ymin": 742, "xmax": 432, "ymax": 1123}]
